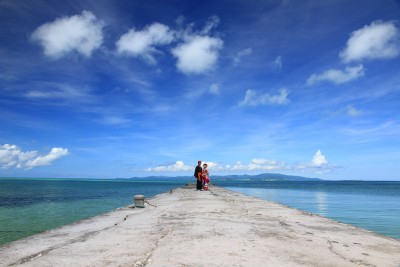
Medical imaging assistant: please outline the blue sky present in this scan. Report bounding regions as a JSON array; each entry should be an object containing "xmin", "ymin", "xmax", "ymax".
[{"xmin": 1, "ymin": 0, "xmax": 399, "ymax": 180}]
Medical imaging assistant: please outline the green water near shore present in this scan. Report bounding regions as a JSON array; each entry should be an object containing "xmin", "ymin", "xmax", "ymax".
[{"xmin": 0, "ymin": 178, "xmax": 187, "ymax": 246}]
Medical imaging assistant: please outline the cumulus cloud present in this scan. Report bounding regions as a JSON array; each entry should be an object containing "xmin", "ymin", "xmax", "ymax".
[
  {"xmin": 233, "ymin": 47, "xmax": 253, "ymax": 65},
  {"xmin": 239, "ymin": 88, "xmax": 289, "ymax": 107},
  {"xmin": 31, "ymin": 11, "xmax": 104, "ymax": 59},
  {"xmin": 172, "ymin": 35, "xmax": 223, "ymax": 74},
  {"xmin": 307, "ymin": 65, "xmax": 364, "ymax": 85},
  {"xmin": 340, "ymin": 21, "xmax": 400, "ymax": 63},
  {"xmin": 145, "ymin": 159, "xmax": 285, "ymax": 173},
  {"xmin": 116, "ymin": 22, "xmax": 175, "ymax": 64},
  {"xmin": 145, "ymin": 161, "xmax": 193, "ymax": 172},
  {"xmin": 311, "ymin": 149, "xmax": 328, "ymax": 167},
  {"xmin": 295, "ymin": 150, "xmax": 333, "ymax": 174},
  {"xmin": 145, "ymin": 151, "xmax": 336, "ymax": 174},
  {"xmin": 0, "ymin": 144, "xmax": 69, "ymax": 169}
]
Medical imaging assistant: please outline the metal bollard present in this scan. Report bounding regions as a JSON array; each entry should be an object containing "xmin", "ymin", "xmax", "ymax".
[{"xmin": 134, "ymin": 194, "xmax": 145, "ymax": 208}]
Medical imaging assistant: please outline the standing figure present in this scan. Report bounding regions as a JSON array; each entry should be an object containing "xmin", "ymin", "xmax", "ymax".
[
  {"xmin": 202, "ymin": 163, "xmax": 210, "ymax": 191},
  {"xmin": 194, "ymin": 160, "xmax": 203, "ymax": 190}
]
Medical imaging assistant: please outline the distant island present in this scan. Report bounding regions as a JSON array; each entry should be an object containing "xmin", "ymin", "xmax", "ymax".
[{"xmin": 125, "ymin": 173, "xmax": 322, "ymax": 182}]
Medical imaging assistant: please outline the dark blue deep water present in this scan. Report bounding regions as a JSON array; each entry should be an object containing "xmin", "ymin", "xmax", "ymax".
[{"xmin": 0, "ymin": 178, "xmax": 399, "ymax": 246}]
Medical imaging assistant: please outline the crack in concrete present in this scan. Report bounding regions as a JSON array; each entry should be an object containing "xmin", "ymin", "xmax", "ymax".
[
  {"xmin": 133, "ymin": 228, "xmax": 172, "ymax": 267},
  {"xmin": 8, "ymin": 214, "xmax": 134, "ymax": 266}
]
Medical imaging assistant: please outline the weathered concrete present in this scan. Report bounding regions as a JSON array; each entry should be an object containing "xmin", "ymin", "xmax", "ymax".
[{"xmin": 1, "ymin": 185, "xmax": 399, "ymax": 267}]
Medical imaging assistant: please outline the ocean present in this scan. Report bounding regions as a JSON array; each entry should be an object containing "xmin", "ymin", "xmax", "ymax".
[
  {"xmin": 0, "ymin": 178, "xmax": 186, "ymax": 246},
  {"xmin": 217, "ymin": 180, "xmax": 400, "ymax": 240},
  {"xmin": 0, "ymin": 178, "xmax": 399, "ymax": 246}
]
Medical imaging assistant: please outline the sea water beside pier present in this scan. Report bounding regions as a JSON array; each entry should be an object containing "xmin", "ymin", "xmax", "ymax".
[
  {"xmin": 0, "ymin": 178, "xmax": 186, "ymax": 246},
  {"xmin": 0, "ymin": 178, "xmax": 399, "ymax": 246},
  {"xmin": 219, "ymin": 180, "xmax": 400, "ymax": 240}
]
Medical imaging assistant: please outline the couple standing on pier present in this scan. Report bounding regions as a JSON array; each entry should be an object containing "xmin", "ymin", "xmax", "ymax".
[{"xmin": 194, "ymin": 160, "xmax": 210, "ymax": 191}]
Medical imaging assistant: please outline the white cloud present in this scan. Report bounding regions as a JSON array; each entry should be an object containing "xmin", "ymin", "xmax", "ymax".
[
  {"xmin": 144, "ymin": 152, "xmax": 336, "ymax": 174},
  {"xmin": 0, "ymin": 144, "xmax": 69, "ymax": 169},
  {"xmin": 239, "ymin": 88, "xmax": 289, "ymax": 107},
  {"xmin": 145, "ymin": 159, "xmax": 284, "ymax": 173},
  {"xmin": 116, "ymin": 22, "xmax": 175, "ymax": 64},
  {"xmin": 307, "ymin": 65, "xmax": 364, "ymax": 85},
  {"xmin": 172, "ymin": 35, "xmax": 223, "ymax": 74},
  {"xmin": 25, "ymin": 83, "xmax": 89, "ymax": 101},
  {"xmin": 295, "ymin": 150, "xmax": 333, "ymax": 174},
  {"xmin": 311, "ymin": 149, "xmax": 328, "ymax": 167},
  {"xmin": 146, "ymin": 160, "xmax": 193, "ymax": 172},
  {"xmin": 233, "ymin": 48, "xmax": 252, "ymax": 65},
  {"xmin": 340, "ymin": 21, "xmax": 400, "ymax": 63},
  {"xmin": 231, "ymin": 159, "xmax": 285, "ymax": 171},
  {"xmin": 347, "ymin": 105, "xmax": 363, "ymax": 116},
  {"xmin": 31, "ymin": 11, "xmax": 104, "ymax": 59},
  {"xmin": 25, "ymin": 148, "xmax": 69, "ymax": 169}
]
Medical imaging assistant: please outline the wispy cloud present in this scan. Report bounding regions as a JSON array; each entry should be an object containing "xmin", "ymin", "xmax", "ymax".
[
  {"xmin": 233, "ymin": 48, "xmax": 252, "ymax": 65},
  {"xmin": 230, "ymin": 159, "xmax": 286, "ymax": 171},
  {"xmin": 346, "ymin": 105, "xmax": 363, "ymax": 117},
  {"xmin": 185, "ymin": 83, "xmax": 221, "ymax": 99},
  {"xmin": 200, "ymin": 15, "xmax": 220, "ymax": 35},
  {"xmin": 0, "ymin": 144, "xmax": 69, "ymax": 169},
  {"xmin": 116, "ymin": 22, "xmax": 175, "ymax": 65},
  {"xmin": 340, "ymin": 121, "xmax": 398, "ymax": 137},
  {"xmin": 209, "ymin": 83, "xmax": 220, "ymax": 95},
  {"xmin": 307, "ymin": 65, "xmax": 364, "ymax": 85},
  {"xmin": 31, "ymin": 11, "xmax": 104, "ymax": 59},
  {"xmin": 239, "ymin": 88, "xmax": 289, "ymax": 107},
  {"xmin": 340, "ymin": 20, "xmax": 400, "ymax": 63},
  {"xmin": 271, "ymin": 55, "xmax": 283, "ymax": 71},
  {"xmin": 25, "ymin": 83, "xmax": 93, "ymax": 102}
]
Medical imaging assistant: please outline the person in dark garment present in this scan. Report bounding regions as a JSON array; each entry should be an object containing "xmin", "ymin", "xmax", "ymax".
[{"xmin": 194, "ymin": 160, "xmax": 203, "ymax": 190}]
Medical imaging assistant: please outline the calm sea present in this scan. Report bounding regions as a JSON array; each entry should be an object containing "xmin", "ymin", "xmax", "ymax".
[
  {"xmin": 0, "ymin": 178, "xmax": 187, "ymax": 246},
  {"xmin": 215, "ymin": 180, "xmax": 400, "ymax": 240},
  {"xmin": 0, "ymin": 178, "xmax": 399, "ymax": 246}
]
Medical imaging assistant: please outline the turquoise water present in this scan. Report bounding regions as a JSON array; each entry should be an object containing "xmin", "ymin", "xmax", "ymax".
[
  {"xmin": 215, "ymin": 180, "xmax": 400, "ymax": 240},
  {"xmin": 0, "ymin": 178, "xmax": 187, "ymax": 246},
  {"xmin": 1, "ymin": 179, "xmax": 399, "ymax": 247}
]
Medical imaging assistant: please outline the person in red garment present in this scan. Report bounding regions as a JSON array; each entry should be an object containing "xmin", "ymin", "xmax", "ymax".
[{"xmin": 201, "ymin": 163, "xmax": 210, "ymax": 191}]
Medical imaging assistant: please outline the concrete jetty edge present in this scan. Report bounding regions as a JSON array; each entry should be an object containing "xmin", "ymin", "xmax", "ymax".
[{"xmin": 1, "ymin": 185, "xmax": 399, "ymax": 267}]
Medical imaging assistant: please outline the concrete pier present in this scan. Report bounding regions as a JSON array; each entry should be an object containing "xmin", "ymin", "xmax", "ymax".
[{"xmin": 1, "ymin": 185, "xmax": 399, "ymax": 266}]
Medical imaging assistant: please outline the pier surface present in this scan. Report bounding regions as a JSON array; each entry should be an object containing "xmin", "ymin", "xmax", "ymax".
[{"xmin": 1, "ymin": 185, "xmax": 399, "ymax": 267}]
